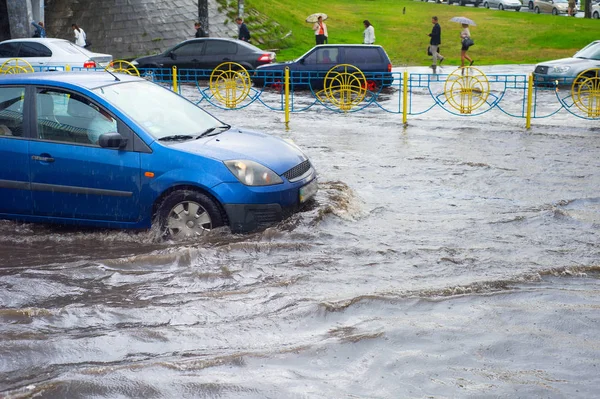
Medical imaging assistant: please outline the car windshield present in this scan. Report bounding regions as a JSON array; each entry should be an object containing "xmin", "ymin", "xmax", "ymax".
[
  {"xmin": 574, "ymin": 42, "xmax": 600, "ymax": 60},
  {"xmin": 93, "ymin": 81, "xmax": 221, "ymax": 139}
]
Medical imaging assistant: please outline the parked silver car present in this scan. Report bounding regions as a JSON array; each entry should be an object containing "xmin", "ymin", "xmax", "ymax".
[
  {"xmin": 483, "ymin": 0, "xmax": 522, "ymax": 11},
  {"xmin": 0, "ymin": 38, "xmax": 112, "ymax": 71},
  {"xmin": 533, "ymin": 40, "xmax": 600, "ymax": 85},
  {"xmin": 533, "ymin": 0, "xmax": 570, "ymax": 14},
  {"xmin": 592, "ymin": 2, "xmax": 600, "ymax": 18}
]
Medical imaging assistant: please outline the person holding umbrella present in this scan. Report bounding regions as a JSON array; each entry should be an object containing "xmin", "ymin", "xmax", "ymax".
[
  {"xmin": 313, "ymin": 15, "xmax": 328, "ymax": 45},
  {"xmin": 450, "ymin": 17, "xmax": 476, "ymax": 68},
  {"xmin": 460, "ymin": 23, "xmax": 474, "ymax": 68}
]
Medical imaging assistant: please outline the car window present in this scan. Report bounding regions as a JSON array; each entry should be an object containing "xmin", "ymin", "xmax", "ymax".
[
  {"xmin": 0, "ymin": 86, "xmax": 25, "ymax": 137},
  {"xmin": 17, "ymin": 42, "xmax": 52, "ymax": 57},
  {"xmin": 205, "ymin": 41, "xmax": 237, "ymax": 55},
  {"xmin": 574, "ymin": 43, "xmax": 600, "ymax": 60},
  {"xmin": 302, "ymin": 50, "xmax": 318, "ymax": 65},
  {"xmin": 173, "ymin": 42, "xmax": 205, "ymax": 57},
  {"xmin": 316, "ymin": 48, "xmax": 339, "ymax": 64},
  {"xmin": 344, "ymin": 48, "xmax": 383, "ymax": 65},
  {"xmin": 36, "ymin": 89, "xmax": 118, "ymax": 146},
  {"xmin": 0, "ymin": 42, "xmax": 20, "ymax": 58}
]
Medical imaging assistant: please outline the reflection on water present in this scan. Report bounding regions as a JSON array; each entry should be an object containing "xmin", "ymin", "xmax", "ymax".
[{"xmin": 1, "ymin": 84, "xmax": 600, "ymax": 397}]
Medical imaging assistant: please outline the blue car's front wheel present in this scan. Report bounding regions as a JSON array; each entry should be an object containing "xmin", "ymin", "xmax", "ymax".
[{"xmin": 157, "ymin": 190, "xmax": 224, "ymax": 239}]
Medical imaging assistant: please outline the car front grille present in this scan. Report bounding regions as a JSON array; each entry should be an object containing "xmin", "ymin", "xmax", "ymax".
[
  {"xmin": 283, "ymin": 160, "xmax": 313, "ymax": 182},
  {"xmin": 534, "ymin": 65, "xmax": 549, "ymax": 74}
]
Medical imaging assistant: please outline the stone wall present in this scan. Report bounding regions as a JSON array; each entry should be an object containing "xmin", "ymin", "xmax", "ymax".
[{"xmin": 44, "ymin": 0, "xmax": 239, "ymax": 59}]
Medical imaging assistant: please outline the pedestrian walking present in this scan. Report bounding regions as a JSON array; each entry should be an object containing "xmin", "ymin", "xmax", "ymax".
[
  {"xmin": 236, "ymin": 17, "xmax": 251, "ymax": 42},
  {"xmin": 313, "ymin": 15, "xmax": 328, "ymax": 45},
  {"xmin": 72, "ymin": 24, "xmax": 87, "ymax": 48},
  {"xmin": 194, "ymin": 22, "xmax": 207, "ymax": 38},
  {"xmin": 31, "ymin": 21, "xmax": 46, "ymax": 38},
  {"xmin": 567, "ymin": 0, "xmax": 576, "ymax": 16},
  {"xmin": 460, "ymin": 23, "xmax": 474, "ymax": 68},
  {"xmin": 427, "ymin": 16, "xmax": 444, "ymax": 73},
  {"xmin": 363, "ymin": 20, "xmax": 375, "ymax": 44}
]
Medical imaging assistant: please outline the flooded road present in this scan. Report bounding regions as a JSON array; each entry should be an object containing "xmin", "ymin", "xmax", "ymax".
[{"xmin": 1, "ymin": 67, "xmax": 600, "ymax": 397}]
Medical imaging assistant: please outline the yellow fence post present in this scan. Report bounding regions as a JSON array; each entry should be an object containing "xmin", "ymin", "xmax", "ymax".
[
  {"xmin": 172, "ymin": 66, "xmax": 178, "ymax": 93},
  {"xmin": 66, "ymin": 64, "xmax": 71, "ymax": 72},
  {"xmin": 402, "ymin": 70, "xmax": 408, "ymax": 125},
  {"xmin": 285, "ymin": 67, "xmax": 290, "ymax": 129},
  {"xmin": 526, "ymin": 73, "xmax": 533, "ymax": 129}
]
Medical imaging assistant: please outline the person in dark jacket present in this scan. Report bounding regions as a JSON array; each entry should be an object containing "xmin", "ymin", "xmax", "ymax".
[
  {"xmin": 194, "ymin": 22, "xmax": 207, "ymax": 38},
  {"xmin": 427, "ymin": 16, "xmax": 444, "ymax": 74},
  {"xmin": 235, "ymin": 17, "xmax": 250, "ymax": 42}
]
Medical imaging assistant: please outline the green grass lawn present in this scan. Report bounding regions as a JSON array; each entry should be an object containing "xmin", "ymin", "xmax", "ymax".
[{"xmin": 247, "ymin": 0, "xmax": 599, "ymax": 66}]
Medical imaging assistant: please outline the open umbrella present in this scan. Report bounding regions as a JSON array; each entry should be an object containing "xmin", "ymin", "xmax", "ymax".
[
  {"xmin": 306, "ymin": 13, "xmax": 328, "ymax": 23},
  {"xmin": 450, "ymin": 16, "xmax": 476, "ymax": 26}
]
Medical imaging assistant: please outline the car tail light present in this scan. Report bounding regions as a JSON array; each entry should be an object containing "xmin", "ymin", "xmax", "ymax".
[
  {"xmin": 83, "ymin": 60, "xmax": 97, "ymax": 68},
  {"xmin": 387, "ymin": 63, "xmax": 392, "ymax": 72},
  {"xmin": 257, "ymin": 53, "xmax": 274, "ymax": 63}
]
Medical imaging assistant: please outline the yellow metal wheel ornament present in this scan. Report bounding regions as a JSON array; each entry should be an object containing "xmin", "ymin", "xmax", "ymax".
[
  {"xmin": 105, "ymin": 60, "xmax": 140, "ymax": 76},
  {"xmin": 322, "ymin": 64, "xmax": 367, "ymax": 112},
  {"xmin": 0, "ymin": 58, "xmax": 34, "ymax": 74},
  {"xmin": 571, "ymin": 68, "xmax": 600, "ymax": 118},
  {"xmin": 209, "ymin": 62, "xmax": 251, "ymax": 109},
  {"xmin": 444, "ymin": 67, "xmax": 490, "ymax": 114}
]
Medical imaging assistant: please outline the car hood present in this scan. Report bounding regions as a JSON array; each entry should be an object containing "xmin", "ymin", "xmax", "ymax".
[
  {"xmin": 167, "ymin": 128, "xmax": 309, "ymax": 174},
  {"xmin": 256, "ymin": 61, "xmax": 295, "ymax": 71},
  {"xmin": 538, "ymin": 57, "xmax": 600, "ymax": 70}
]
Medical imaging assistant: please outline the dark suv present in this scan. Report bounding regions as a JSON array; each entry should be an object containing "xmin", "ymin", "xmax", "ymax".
[
  {"xmin": 132, "ymin": 38, "xmax": 275, "ymax": 71},
  {"xmin": 251, "ymin": 44, "xmax": 393, "ymax": 90}
]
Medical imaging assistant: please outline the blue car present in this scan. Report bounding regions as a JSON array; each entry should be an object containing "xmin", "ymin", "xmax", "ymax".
[{"xmin": 0, "ymin": 72, "xmax": 317, "ymax": 237}]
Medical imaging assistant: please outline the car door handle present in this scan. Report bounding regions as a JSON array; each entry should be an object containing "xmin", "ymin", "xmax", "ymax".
[{"xmin": 32, "ymin": 155, "xmax": 55, "ymax": 163}]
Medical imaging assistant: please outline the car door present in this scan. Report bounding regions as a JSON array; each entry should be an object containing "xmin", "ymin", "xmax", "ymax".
[
  {"xmin": 16, "ymin": 41, "xmax": 52, "ymax": 70},
  {"xmin": 295, "ymin": 47, "xmax": 339, "ymax": 89},
  {"xmin": 168, "ymin": 40, "xmax": 205, "ymax": 69},
  {"xmin": 202, "ymin": 40, "xmax": 238, "ymax": 69},
  {"xmin": 29, "ymin": 87, "xmax": 142, "ymax": 222},
  {"xmin": 0, "ymin": 85, "xmax": 31, "ymax": 215}
]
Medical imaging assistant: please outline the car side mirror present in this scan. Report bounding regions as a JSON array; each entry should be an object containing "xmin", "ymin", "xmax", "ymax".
[
  {"xmin": 299, "ymin": 58, "xmax": 305, "ymax": 64},
  {"xmin": 98, "ymin": 132, "xmax": 127, "ymax": 149},
  {"xmin": 169, "ymin": 51, "xmax": 177, "ymax": 60}
]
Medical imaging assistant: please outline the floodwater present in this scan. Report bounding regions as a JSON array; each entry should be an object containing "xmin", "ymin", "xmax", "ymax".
[{"xmin": 1, "ymin": 66, "xmax": 599, "ymax": 398}]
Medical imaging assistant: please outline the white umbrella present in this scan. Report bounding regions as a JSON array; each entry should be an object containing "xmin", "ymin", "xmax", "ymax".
[
  {"xmin": 306, "ymin": 13, "xmax": 328, "ymax": 23},
  {"xmin": 450, "ymin": 16, "xmax": 476, "ymax": 26}
]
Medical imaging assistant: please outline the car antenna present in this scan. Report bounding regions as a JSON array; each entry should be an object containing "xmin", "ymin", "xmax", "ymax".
[{"xmin": 104, "ymin": 68, "xmax": 121, "ymax": 81}]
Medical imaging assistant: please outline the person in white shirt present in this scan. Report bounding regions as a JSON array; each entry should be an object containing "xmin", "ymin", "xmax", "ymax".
[
  {"xmin": 72, "ymin": 24, "xmax": 87, "ymax": 47},
  {"xmin": 363, "ymin": 20, "xmax": 375, "ymax": 45}
]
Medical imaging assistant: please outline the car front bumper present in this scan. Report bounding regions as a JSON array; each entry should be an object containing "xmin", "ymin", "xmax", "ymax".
[{"xmin": 218, "ymin": 176, "xmax": 318, "ymax": 232}]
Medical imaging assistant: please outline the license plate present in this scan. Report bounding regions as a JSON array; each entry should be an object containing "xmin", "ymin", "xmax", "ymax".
[{"xmin": 299, "ymin": 179, "xmax": 318, "ymax": 203}]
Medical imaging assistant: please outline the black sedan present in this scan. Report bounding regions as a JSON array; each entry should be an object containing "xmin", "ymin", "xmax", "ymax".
[{"xmin": 132, "ymin": 38, "xmax": 275, "ymax": 71}]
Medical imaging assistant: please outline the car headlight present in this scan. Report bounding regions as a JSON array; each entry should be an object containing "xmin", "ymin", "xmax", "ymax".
[
  {"xmin": 131, "ymin": 60, "xmax": 139, "ymax": 66},
  {"xmin": 224, "ymin": 160, "xmax": 283, "ymax": 186},
  {"xmin": 551, "ymin": 66, "xmax": 571, "ymax": 74}
]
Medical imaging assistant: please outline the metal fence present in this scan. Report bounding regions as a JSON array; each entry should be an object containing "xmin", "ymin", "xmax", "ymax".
[{"xmin": 1, "ymin": 58, "xmax": 598, "ymax": 127}]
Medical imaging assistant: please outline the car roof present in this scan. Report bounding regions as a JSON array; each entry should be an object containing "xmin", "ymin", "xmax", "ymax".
[
  {"xmin": 0, "ymin": 38, "xmax": 73, "ymax": 45},
  {"xmin": 0, "ymin": 71, "xmax": 142, "ymax": 90},
  {"xmin": 313, "ymin": 44, "xmax": 386, "ymax": 49}
]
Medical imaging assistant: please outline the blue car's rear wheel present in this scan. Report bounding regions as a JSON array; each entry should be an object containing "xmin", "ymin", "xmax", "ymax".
[{"xmin": 158, "ymin": 190, "xmax": 224, "ymax": 239}]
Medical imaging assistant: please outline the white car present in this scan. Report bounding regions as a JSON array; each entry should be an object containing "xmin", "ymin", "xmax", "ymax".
[
  {"xmin": 592, "ymin": 2, "xmax": 600, "ymax": 18},
  {"xmin": 0, "ymin": 38, "xmax": 112, "ymax": 71},
  {"xmin": 483, "ymin": 0, "xmax": 522, "ymax": 11}
]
